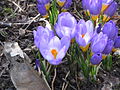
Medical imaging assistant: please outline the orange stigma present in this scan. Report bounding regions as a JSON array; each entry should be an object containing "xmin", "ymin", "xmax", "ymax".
[
  {"xmin": 82, "ymin": 34, "xmax": 85, "ymax": 38},
  {"xmin": 51, "ymin": 49, "xmax": 58, "ymax": 59}
]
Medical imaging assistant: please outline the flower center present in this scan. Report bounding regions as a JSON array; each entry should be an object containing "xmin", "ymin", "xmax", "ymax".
[
  {"xmin": 51, "ymin": 49, "xmax": 58, "ymax": 59},
  {"xmin": 82, "ymin": 34, "xmax": 85, "ymax": 38}
]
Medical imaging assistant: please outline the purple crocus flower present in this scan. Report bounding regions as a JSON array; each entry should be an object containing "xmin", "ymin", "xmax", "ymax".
[
  {"xmin": 90, "ymin": 53, "xmax": 102, "ymax": 65},
  {"xmin": 33, "ymin": 26, "xmax": 54, "ymax": 48},
  {"xmin": 114, "ymin": 36, "xmax": 120, "ymax": 48},
  {"xmin": 89, "ymin": 0, "xmax": 102, "ymax": 15},
  {"xmin": 62, "ymin": 0, "xmax": 72, "ymax": 11},
  {"xmin": 39, "ymin": 36, "xmax": 70, "ymax": 65},
  {"xmin": 55, "ymin": 12, "xmax": 77, "ymax": 39},
  {"xmin": 57, "ymin": 0, "xmax": 66, "ymax": 7},
  {"xmin": 37, "ymin": 0, "xmax": 50, "ymax": 17},
  {"xmin": 82, "ymin": 0, "xmax": 102, "ymax": 21},
  {"xmin": 75, "ymin": 19, "xmax": 94, "ymax": 51},
  {"xmin": 91, "ymin": 32, "xmax": 108, "ymax": 54},
  {"xmin": 37, "ymin": 4, "xmax": 48, "ymax": 16},
  {"xmin": 102, "ymin": 20, "xmax": 118, "ymax": 40},
  {"xmin": 102, "ymin": 39, "xmax": 114, "ymax": 55},
  {"xmin": 103, "ymin": 1, "xmax": 117, "ymax": 21},
  {"xmin": 88, "ymin": 0, "xmax": 102, "ymax": 21}
]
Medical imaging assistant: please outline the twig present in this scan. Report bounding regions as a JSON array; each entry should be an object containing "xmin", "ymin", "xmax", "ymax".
[
  {"xmin": 64, "ymin": 82, "xmax": 69, "ymax": 90},
  {"xmin": 52, "ymin": 68, "xmax": 57, "ymax": 90},
  {"xmin": 62, "ymin": 71, "xmax": 70, "ymax": 90},
  {"xmin": 8, "ymin": 0, "xmax": 24, "ymax": 12},
  {"xmin": 62, "ymin": 78, "xmax": 77, "ymax": 90},
  {"xmin": 24, "ymin": 14, "xmax": 40, "ymax": 30}
]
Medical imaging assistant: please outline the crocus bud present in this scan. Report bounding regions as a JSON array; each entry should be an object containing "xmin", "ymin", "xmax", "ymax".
[
  {"xmin": 55, "ymin": 12, "xmax": 77, "ymax": 39},
  {"xmin": 37, "ymin": 0, "xmax": 50, "ymax": 17},
  {"xmin": 91, "ymin": 32, "xmax": 108, "ymax": 53},
  {"xmin": 101, "ymin": 0, "xmax": 113, "ymax": 12},
  {"xmin": 62, "ymin": 0, "xmax": 72, "ymax": 11},
  {"xmin": 90, "ymin": 53, "xmax": 102, "ymax": 65},
  {"xmin": 37, "ymin": 4, "xmax": 48, "ymax": 17},
  {"xmin": 102, "ymin": 20, "xmax": 118, "ymax": 40},
  {"xmin": 37, "ymin": 0, "xmax": 50, "ymax": 10},
  {"xmin": 88, "ymin": 0, "xmax": 102, "ymax": 21},
  {"xmin": 103, "ymin": 1, "xmax": 117, "ymax": 21}
]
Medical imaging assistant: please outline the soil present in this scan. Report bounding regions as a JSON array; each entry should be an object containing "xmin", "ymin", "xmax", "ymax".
[{"xmin": 0, "ymin": 0, "xmax": 120, "ymax": 90}]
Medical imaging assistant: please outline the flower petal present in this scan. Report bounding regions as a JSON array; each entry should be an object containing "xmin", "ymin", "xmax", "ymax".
[{"xmin": 48, "ymin": 36, "xmax": 61, "ymax": 51}]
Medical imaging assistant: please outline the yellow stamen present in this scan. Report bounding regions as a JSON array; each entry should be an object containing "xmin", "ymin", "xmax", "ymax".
[
  {"xmin": 80, "ymin": 44, "xmax": 90, "ymax": 52},
  {"xmin": 61, "ymin": 8, "xmax": 67, "ymax": 12},
  {"xmin": 51, "ymin": 49, "xmax": 58, "ymax": 59},
  {"xmin": 112, "ymin": 48, "xmax": 117, "ymax": 52},
  {"xmin": 45, "ymin": 3, "xmax": 50, "ymax": 10},
  {"xmin": 57, "ymin": 1, "xmax": 65, "ymax": 7},
  {"xmin": 71, "ymin": 39, "xmax": 75, "ymax": 44},
  {"xmin": 43, "ymin": 13, "xmax": 49, "ymax": 18},
  {"xmin": 103, "ymin": 15, "xmax": 110, "ymax": 22},
  {"xmin": 91, "ymin": 15, "xmax": 98, "ymax": 21},
  {"xmin": 101, "ymin": 4, "xmax": 109, "ymax": 13},
  {"xmin": 102, "ymin": 54, "xmax": 107, "ymax": 59}
]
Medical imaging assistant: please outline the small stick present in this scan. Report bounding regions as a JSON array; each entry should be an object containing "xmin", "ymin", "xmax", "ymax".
[
  {"xmin": 8, "ymin": 0, "xmax": 24, "ymax": 12},
  {"xmin": 62, "ymin": 71, "xmax": 70, "ymax": 90},
  {"xmin": 51, "ymin": 68, "xmax": 57, "ymax": 90}
]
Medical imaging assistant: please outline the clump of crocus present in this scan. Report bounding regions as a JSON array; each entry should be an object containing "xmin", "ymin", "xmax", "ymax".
[
  {"xmin": 75, "ymin": 19, "xmax": 94, "ymax": 52},
  {"xmin": 39, "ymin": 36, "xmax": 70, "ymax": 65},
  {"xmin": 82, "ymin": 0, "xmax": 117, "ymax": 21},
  {"xmin": 37, "ymin": 0, "xmax": 51, "ymax": 18},
  {"xmin": 34, "ymin": 25, "xmax": 70, "ymax": 65},
  {"xmin": 55, "ymin": 12, "xmax": 77, "ymax": 39}
]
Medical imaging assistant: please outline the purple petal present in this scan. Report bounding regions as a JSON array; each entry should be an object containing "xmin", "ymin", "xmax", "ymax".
[
  {"xmin": 102, "ymin": 40, "xmax": 114, "ymax": 54},
  {"xmin": 56, "ymin": 46, "xmax": 66, "ymax": 61},
  {"xmin": 102, "ymin": 20, "xmax": 118, "ymax": 40},
  {"xmin": 61, "ymin": 36, "xmax": 70, "ymax": 52},
  {"xmin": 48, "ymin": 36, "xmax": 61, "ymax": 51},
  {"xmin": 104, "ymin": 1, "xmax": 117, "ymax": 17}
]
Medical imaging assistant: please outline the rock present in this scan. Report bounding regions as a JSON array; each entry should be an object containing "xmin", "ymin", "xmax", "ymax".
[{"xmin": 3, "ymin": 42, "xmax": 50, "ymax": 90}]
